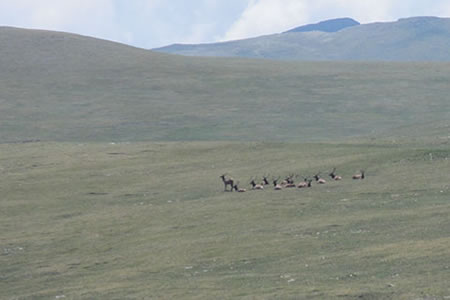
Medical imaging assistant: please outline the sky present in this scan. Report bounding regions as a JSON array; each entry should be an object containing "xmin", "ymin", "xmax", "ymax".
[{"xmin": 0, "ymin": 0, "xmax": 449, "ymax": 49}]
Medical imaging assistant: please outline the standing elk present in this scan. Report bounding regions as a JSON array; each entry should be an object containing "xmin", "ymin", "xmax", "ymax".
[
  {"xmin": 250, "ymin": 178, "xmax": 264, "ymax": 190},
  {"xmin": 314, "ymin": 173, "xmax": 327, "ymax": 184},
  {"xmin": 233, "ymin": 182, "xmax": 247, "ymax": 192},
  {"xmin": 329, "ymin": 168, "xmax": 342, "ymax": 181},
  {"xmin": 220, "ymin": 174, "xmax": 234, "ymax": 192},
  {"xmin": 352, "ymin": 170, "xmax": 365, "ymax": 180}
]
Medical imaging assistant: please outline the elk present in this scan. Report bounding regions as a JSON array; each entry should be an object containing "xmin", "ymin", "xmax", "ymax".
[
  {"xmin": 314, "ymin": 173, "xmax": 326, "ymax": 184},
  {"xmin": 272, "ymin": 177, "xmax": 283, "ymax": 190},
  {"xmin": 233, "ymin": 182, "xmax": 247, "ymax": 192},
  {"xmin": 281, "ymin": 174, "xmax": 295, "ymax": 187},
  {"xmin": 297, "ymin": 177, "xmax": 312, "ymax": 188},
  {"xmin": 284, "ymin": 182, "xmax": 296, "ymax": 188},
  {"xmin": 261, "ymin": 175, "xmax": 270, "ymax": 186},
  {"xmin": 220, "ymin": 174, "xmax": 234, "ymax": 192},
  {"xmin": 329, "ymin": 168, "xmax": 342, "ymax": 181},
  {"xmin": 352, "ymin": 170, "xmax": 365, "ymax": 180},
  {"xmin": 287, "ymin": 174, "xmax": 295, "ymax": 184},
  {"xmin": 250, "ymin": 178, "xmax": 264, "ymax": 190}
]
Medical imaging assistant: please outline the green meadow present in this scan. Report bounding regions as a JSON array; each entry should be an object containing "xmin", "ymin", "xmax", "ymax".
[{"xmin": 1, "ymin": 140, "xmax": 449, "ymax": 299}]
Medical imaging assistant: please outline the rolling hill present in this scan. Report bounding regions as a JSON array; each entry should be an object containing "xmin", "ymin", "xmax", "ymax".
[
  {"xmin": 0, "ymin": 26, "xmax": 449, "ymax": 143},
  {"xmin": 154, "ymin": 17, "xmax": 450, "ymax": 61}
]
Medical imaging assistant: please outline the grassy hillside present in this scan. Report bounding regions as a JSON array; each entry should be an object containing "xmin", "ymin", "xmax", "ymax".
[
  {"xmin": 0, "ymin": 27, "xmax": 449, "ymax": 143},
  {"xmin": 155, "ymin": 17, "xmax": 450, "ymax": 62},
  {"xmin": 1, "ymin": 140, "xmax": 449, "ymax": 299}
]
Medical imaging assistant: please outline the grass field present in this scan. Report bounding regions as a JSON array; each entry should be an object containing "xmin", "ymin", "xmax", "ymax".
[{"xmin": 1, "ymin": 140, "xmax": 449, "ymax": 299}]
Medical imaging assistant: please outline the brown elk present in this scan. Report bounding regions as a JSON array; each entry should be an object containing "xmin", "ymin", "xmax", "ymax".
[
  {"xmin": 272, "ymin": 177, "xmax": 283, "ymax": 190},
  {"xmin": 261, "ymin": 175, "xmax": 270, "ymax": 186},
  {"xmin": 287, "ymin": 174, "xmax": 295, "ymax": 184},
  {"xmin": 352, "ymin": 170, "xmax": 365, "ymax": 180},
  {"xmin": 281, "ymin": 174, "xmax": 296, "ymax": 187},
  {"xmin": 220, "ymin": 174, "xmax": 234, "ymax": 191},
  {"xmin": 233, "ymin": 182, "xmax": 247, "ymax": 192},
  {"xmin": 314, "ymin": 173, "xmax": 327, "ymax": 184},
  {"xmin": 297, "ymin": 177, "xmax": 312, "ymax": 188},
  {"xmin": 250, "ymin": 178, "xmax": 264, "ymax": 190},
  {"xmin": 329, "ymin": 168, "xmax": 342, "ymax": 181}
]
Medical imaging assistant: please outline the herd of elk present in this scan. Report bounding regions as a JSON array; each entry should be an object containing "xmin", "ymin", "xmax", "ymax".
[{"xmin": 221, "ymin": 168, "xmax": 365, "ymax": 192}]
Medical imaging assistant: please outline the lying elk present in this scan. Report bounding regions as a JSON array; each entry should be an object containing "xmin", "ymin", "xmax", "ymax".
[
  {"xmin": 261, "ymin": 175, "xmax": 270, "ymax": 186},
  {"xmin": 233, "ymin": 181, "xmax": 247, "ymax": 192},
  {"xmin": 272, "ymin": 177, "xmax": 283, "ymax": 190},
  {"xmin": 284, "ymin": 182, "xmax": 296, "ymax": 188},
  {"xmin": 352, "ymin": 170, "xmax": 365, "ymax": 180},
  {"xmin": 220, "ymin": 174, "xmax": 234, "ymax": 192},
  {"xmin": 314, "ymin": 173, "xmax": 327, "ymax": 184},
  {"xmin": 297, "ymin": 177, "xmax": 312, "ymax": 188},
  {"xmin": 329, "ymin": 168, "xmax": 342, "ymax": 181},
  {"xmin": 282, "ymin": 174, "xmax": 296, "ymax": 187},
  {"xmin": 250, "ymin": 178, "xmax": 264, "ymax": 190}
]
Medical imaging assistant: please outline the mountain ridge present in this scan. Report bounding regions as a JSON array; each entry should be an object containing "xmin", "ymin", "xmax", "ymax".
[{"xmin": 154, "ymin": 16, "xmax": 450, "ymax": 61}]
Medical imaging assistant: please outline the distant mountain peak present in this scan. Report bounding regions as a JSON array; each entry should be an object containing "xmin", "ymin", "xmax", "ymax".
[
  {"xmin": 284, "ymin": 17, "xmax": 360, "ymax": 33},
  {"xmin": 154, "ymin": 16, "xmax": 450, "ymax": 62}
]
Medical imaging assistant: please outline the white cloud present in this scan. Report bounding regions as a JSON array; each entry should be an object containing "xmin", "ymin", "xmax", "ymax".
[
  {"xmin": 29, "ymin": 1, "xmax": 113, "ymax": 27},
  {"xmin": 132, "ymin": 0, "xmax": 248, "ymax": 47},
  {"xmin": 0, "ymin": 0, "xmax": 131, "ymax": 44},
  {"xmin": 223, "ymin": 0, "xmax": 309, "ymax": 41},
  {"xmin": 436, "ymin": 2, "xmax": 450, "ymax": 16},
  {"xmin": 181, "ymin": 23, "xmax": 218, "ymax": 44}
]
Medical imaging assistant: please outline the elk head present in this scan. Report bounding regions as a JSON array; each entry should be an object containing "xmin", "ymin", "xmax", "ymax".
[{"xmin": 262, "ymin": 174, "xmax": 270, "ymax": 185}]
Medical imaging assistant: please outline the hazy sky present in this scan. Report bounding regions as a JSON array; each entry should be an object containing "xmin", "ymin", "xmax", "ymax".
[{"xmin": 1, "ymin": 0, "xmax": 449, "ymax": 49}]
